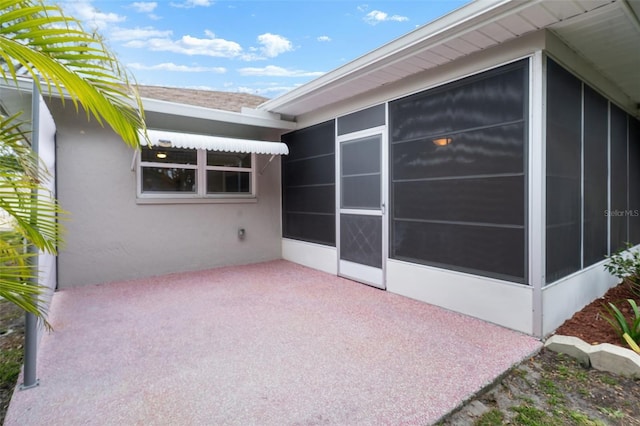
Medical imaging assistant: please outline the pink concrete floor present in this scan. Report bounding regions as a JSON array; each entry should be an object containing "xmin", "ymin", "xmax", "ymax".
[{"xmin": 6, "ymin": 260, "xmax": 541, "ymax": 425}]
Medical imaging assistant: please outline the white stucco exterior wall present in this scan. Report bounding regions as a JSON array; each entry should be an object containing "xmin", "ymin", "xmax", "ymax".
[
  {"xmin": 52, "ymin": 103, "xmax": 283, "ymax": 288},
  {"xmin": 35, "ymin": 94, "xmax": 57, "ymax": 303}
]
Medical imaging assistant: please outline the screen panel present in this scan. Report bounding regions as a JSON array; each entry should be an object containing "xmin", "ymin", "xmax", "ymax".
[
  {"xmin": 629, "ymin": 117, "xmax": 640, "ymax": 244},
  {"xmin": 283, "ymin": 121, "xmax": 335, "ymax": 161},
  {"xmin": 393, "ymin": 176, "xmax": 524, "ymax": 225},
  {"xmin": 337, "ymin": 104, "xmax": 385, "ymax": 136},
  {"xmin": 340, "ymin": 214, "xmax": 383, "ymax": 268},
  {"xmin": 341, "ymin": 136, "xmax": 381, "ymax": 209},
  {"xmin": 582, "ymin": 85, "xmax": 608, "ymax": 266},
  {"xmin": 610, "ymin": 105, "xmax": 628, "ymax": 252},
  {"xmin": 390, "ymin": 62, "xmax": 527, "ymax": 143},
  {"xmin": 282, "ymin": 120, "xmax": 336, "ymax": 246},
  {"xmin": 545, "ymin": 59, "xmax": 582, "ymax": 283},
  {"xmin": 392, "ymin": 123, "xmax": 525, "ymax": 180},
  {"xmin": 284, "ymin": 213, "xmax": 335, "ymax": 246},
  {"xmin": 393, "ymin": 221, "xmax": 525, "ymax": 280},
  {"xmin": 283, "ymin": 155, "xmax": 335, "ymax": 187},
  {"xmin": 283, "ymin": 185, "xmax": 334, "ymax": 215},
  {"xmin": 389, "ymin": 59, "xmax": 528, "ymax": 283}
]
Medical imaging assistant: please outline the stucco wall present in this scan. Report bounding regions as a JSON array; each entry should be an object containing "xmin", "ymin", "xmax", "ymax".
[
  {"xmin": 52, "ymin": 102, "xmax": 283, "ymax": 287},
  {"xmin": 36, "ymin": 94, "xmax": 57, "ymax": 303}
]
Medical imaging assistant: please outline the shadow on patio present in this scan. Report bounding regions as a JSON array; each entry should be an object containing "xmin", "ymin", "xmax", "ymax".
[{"xmin": 6, "ymin": 260, "xmax": 541, "ymax": 425}]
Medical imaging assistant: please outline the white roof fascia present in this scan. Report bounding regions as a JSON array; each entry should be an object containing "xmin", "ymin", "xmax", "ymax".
[
  {"xmin": 4, "ymin": 76, "xmax": 297, "ymax": 131},
  {"xmin": 141, "ymin": 97, "xmax": 297, "ymax": 131},
  {"xmin": 0, "ymin": 76, "xmax": 34, "ymax": 92},
  {"xmin": 258, "ymin": 0, "xmax": 518, "ymax": 113}
]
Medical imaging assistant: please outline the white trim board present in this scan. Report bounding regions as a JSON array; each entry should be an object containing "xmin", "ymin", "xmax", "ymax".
[
  {"xmin": 282, "ymin": 238, "xmax": 337, "ymax": 275},
  {"xmin": 386, "ymin": 259, "xmax": 533, "ymax": 334},
  {"xmin": 542, "ymin": 261, "xmax": 619, "ymax": 337}
]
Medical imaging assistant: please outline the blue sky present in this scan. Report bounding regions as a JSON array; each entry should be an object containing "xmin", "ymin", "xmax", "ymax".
[{"xmin": 61, "ymin": 0, "xmax": 469, "ymax": 98}]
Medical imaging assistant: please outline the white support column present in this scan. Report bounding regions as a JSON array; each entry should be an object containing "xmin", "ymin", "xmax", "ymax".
[{"xmin": 529, "ymin": 51, "xmax": 546, "ymax": 337}]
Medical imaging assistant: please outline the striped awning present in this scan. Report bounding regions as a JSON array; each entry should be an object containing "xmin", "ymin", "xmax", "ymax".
[{"xmin": 143, "ymin": 129, "xmax": 289, "ymax": 155}]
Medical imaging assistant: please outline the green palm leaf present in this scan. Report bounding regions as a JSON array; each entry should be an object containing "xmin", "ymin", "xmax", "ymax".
[
  {"xmin": 0, "ymin": 0, "xmax": 147, "ymax": 148},
  {"xmin": 0, "ymin": 0, "xmax": 148, "ymax": 324}
]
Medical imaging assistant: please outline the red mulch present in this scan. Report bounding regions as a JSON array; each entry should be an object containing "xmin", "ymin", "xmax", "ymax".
[{"xmin": 554, "ymin": 280, "xmax": 639, "ymax": 347}]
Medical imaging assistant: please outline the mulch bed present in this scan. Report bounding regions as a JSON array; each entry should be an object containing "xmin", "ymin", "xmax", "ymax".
[{"xmin": 554, "ymin": 280, "xmax": 639, "ymax": 347}]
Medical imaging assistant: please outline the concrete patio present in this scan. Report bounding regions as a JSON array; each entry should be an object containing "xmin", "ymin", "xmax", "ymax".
[{"xmin": 6, "ymin": 260, "xmax": 541, "ymax": 425}]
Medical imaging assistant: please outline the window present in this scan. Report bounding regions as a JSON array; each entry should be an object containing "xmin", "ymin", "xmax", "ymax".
[{"xmin": 138, "ymin": 146, "xmax": 255, "ymax": 199}]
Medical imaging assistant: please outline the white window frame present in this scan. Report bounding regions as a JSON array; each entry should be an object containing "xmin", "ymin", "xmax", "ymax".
[{"xmin": 137, "ymin": 147, "xmax": 257, "ymax": 203}]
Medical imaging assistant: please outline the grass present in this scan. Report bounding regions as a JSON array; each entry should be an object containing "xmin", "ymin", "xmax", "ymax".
[
  {"xmin": 568, "ymin": 411, "xmax": 606, "ymax": 426},
  {"xmin": 0, "ymin": 300, "xmax": 25, "ymax": 425},
  {"xmin": 462, "ymin": 353, "xmax": 629, "ymax": 426},
  {"xmin": 539, "ymin": 378, "xmax": 564, "ymax": 406},
  {"xmin": 598, "ymin": 407, "xmax": 625, "ymax": 419},
  {"xmin": 474, "ymin": 409, "xmax": 504, "ymax": 426},
  {"xmin": 510, "ymin": 404, "xmax": 555, "ymax": 425},
  {"xmin": 0, "ymin": 348, "xmax": 21, "ymax": 384},
  {"xmin": 599, "ymin": 375, "xmax": 619, "ymax": 386}
]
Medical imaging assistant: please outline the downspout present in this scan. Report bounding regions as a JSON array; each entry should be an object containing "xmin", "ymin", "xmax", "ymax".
[{"xmin": 21, "ymin": 80, "xmax": 41, "ymax": 390}]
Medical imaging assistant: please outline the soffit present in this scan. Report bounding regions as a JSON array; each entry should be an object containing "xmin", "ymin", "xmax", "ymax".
[
  {"xmin": 548, "ymin": 1, "xmax": 640, "ymax": 106},
  {"xmin": 261, "ymin": 0, "xmax": 638, "ymax": 117}
]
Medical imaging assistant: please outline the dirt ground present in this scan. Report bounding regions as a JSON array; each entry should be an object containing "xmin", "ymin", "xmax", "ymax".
[
  {"xmin": 440, "ymin": 281, "xmax": 640, "ymax": 425},
  {"xmin": 0, "ymin": 283, "xmax": 638, "ymax": 425},
  {"xmin": 0, "ymin": 301, "xmax": 25, "ymax": 425}
]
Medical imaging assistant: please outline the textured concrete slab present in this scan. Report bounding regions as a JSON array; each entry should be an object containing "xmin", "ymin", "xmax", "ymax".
[{"xmin": 6, "ymin": 261, "xmax": 541, "ymax": 425}]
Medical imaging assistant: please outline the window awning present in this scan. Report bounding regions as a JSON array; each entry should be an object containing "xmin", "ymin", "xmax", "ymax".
[{"xmin": 142, "ymin": 129, "xmax": 289, "ymax": 155}]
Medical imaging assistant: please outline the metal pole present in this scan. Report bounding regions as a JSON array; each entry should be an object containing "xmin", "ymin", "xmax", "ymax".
[
  {"xmin": 21, "ymin": 312, "xmax": 39, "ymax": 389},
  {"xmin": 20, "ymin": 81, "xmax": 41, "ymax": 390}
]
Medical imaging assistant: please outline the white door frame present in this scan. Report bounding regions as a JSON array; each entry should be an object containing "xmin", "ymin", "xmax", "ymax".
[{"xmin": 336, "ymin": 125, "xmax": 388, "ymax": 289}]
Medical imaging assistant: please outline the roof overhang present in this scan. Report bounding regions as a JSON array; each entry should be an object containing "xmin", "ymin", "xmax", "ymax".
[
  {"xmin": 144, "ymin": 129, "xmax": 289, "ymax": 155},
  {"xmin": 259, "ymin": 0, "xmax": 640, "ymax": 118},
  {"xmin": 141, "ymin": 97, "xmax": 297, "ymax": 131},
  {"xmin": 3, "ymin": 77, "xmax": 298, "ymax": 135},
  {"xmin": 0, "ymin": 78, "xmax": 34, "ymax": 122}
]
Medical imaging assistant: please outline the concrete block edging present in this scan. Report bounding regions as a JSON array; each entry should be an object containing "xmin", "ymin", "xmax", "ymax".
[{"xmin": 544, "ymin": 335, "xmax": 640, "ymax": 378}]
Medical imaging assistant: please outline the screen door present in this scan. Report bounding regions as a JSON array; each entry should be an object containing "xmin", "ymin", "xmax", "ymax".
[{"xmin": 338, "ymin": 133, "xmax": 385, "ymax": 289}]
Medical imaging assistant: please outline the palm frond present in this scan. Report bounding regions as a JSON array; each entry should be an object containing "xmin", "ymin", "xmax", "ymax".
[
  {"xmin": 0, "ymin": 112, "xmax": 63, "ymax": 254},
  {"xmin": 0, "ymin": 0, "xmax": 146, "ymax": 148},
  {"xmin": 0, "ymin": 231, "xmax": 50, "ymax": 328},
  {"xmin": 0, "ymin": 0, "xmax": 149, "ymax": 324}
]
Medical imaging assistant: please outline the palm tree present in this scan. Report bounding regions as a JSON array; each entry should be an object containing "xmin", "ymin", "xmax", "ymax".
[{"xmin": 0, "ymin": 0, "xmax": 146, "ymax": 325}]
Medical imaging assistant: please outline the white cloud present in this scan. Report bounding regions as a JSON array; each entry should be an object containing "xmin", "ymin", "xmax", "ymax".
[
  {"xmin": 124, "ymin": 31, "xmax": 243, "ymax": 58},
  {"xmin": 317, "ymin": 36, "xmax": 331, "ymax": 42},
  {"xmin": 170, "ymin": 0, "xmax": 212, "ymax": 9},
  {"xmin": 364, "ymin": 10, "xmax": 408, "ymax": 25},
  {"xmin": 130, "ymin": 2, "xmax": 157, "ymax": 13},
  {"xmin": 128, "ymin": 62, "xmax": 226, "ymax": 73},
  {"xmin": 257, "ymin": 33, "xmax": 293, "ymax": 58},
  {"xmin": 64, "ymin": 0, "xmax": 126, "ymax": 30},
  {"xmin": 238, "ymin": 65, "xmax": 323, "ymax": 78},
  {"xmin": 110, "ymin": 27, "xmax": 172, "ymax": 42}
]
